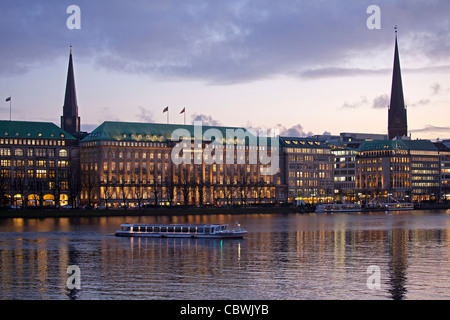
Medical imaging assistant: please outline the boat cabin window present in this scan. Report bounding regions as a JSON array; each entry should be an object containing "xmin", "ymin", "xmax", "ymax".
[
  {"xmin": 133, "ymin": 227, "xmax": 139, "ymax": 232},
  {"xmin": 122, "ymin": 226, "xmax": 131, "ymax": 231}
]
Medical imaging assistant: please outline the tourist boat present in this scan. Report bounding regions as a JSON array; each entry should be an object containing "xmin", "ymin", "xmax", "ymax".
[
  {"xmin": 115, "ymin": 222, "xmax": 247, "ymax": 239},
  {"xmin": 315, "ymin": 203, "xmax": 362, "ymax": 214},
  {"xmin": 382, "ymin": 202, "xmax": 414, "ymax": 211}
]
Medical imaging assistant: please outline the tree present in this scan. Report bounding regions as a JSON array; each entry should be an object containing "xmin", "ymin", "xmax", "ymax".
[
  {"xmin": 149, "ymin": 164, "xmax": 163, "ymax": 206},
  {"xmin": 237, "ymin": 166, "xmax": 249, "ymax": 206},
  {"xmin": 178, "ymin": 166, "xmax": 191, "ymax": 206},
  {"xmin": 164, "ymin": 176, "xmax": 175, "ymax": 206},
  {"xmin": 100, "ymin": 177, "xmax": 116, "ymax": 209},
  {"xmin": 119, "ymin": 177, "xmax": 130, "ymax": 208},
  {"xmin": 68, "ymin": 161, "xmax": 81, "ymax": 208},
  {"xmin": 0, "ymin": 169, "xmax": 11, "ymax": 206},
  {"xmin": 131, "ymin": 176, "xmax": 146, "ymax": 209}
]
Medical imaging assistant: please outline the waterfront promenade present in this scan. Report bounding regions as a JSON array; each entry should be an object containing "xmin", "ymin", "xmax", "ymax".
[{"xmin": 1, "ymin": 203, "xmax": 449, "ymax": 219}]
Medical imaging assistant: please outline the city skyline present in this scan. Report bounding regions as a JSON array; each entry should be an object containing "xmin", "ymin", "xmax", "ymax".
[{"xmin": 1, "ymin": 1, "xmax": 450, "ymax": 140}]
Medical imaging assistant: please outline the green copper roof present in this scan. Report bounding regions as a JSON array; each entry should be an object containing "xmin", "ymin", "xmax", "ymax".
[
  {"xmin": 0, "ymin": 120, "xmax": 76, "ymax": 140},
  {"xmin": 401, "ymin": 139, "xmax": 438, "ymax": 151},
  {"xmin": 81, "ymin": 121, "xmax": 275, "ymax": 145},
  {"xmin": 359, "ymin": 139, "xmax": 437, "ymax": 152},
  {"xmin": 359, "ymin": 140, "xmax": 408, "ymax": 152}
]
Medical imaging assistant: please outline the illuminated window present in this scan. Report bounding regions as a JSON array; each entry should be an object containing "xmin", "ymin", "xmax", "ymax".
[
  {"xmin": 0, "ymin": 148, "xmax": 11, "ymax": 156},
  {"xmin": 59, "ymin": 149, "xmax": 68, "ymax": 157},
  {"xmin": 36, "ymin": 169, "xmax": 47, "ymax": 179}
]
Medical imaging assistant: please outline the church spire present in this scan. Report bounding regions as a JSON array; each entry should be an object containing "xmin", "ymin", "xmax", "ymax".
[
  {"xmin": 61, "ymin": 45, "xmax": 80, "ymax": 134},
  {"xmin": 388, "ymin": 26, "xmax": 407, "ymax": 139}
]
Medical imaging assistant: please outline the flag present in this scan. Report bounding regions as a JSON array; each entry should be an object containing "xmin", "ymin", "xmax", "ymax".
[
  {"xmin": 163, "ymin": 106, "xmax": 168, "ymax": 113},
  {"xmin": 180, "ymin": 107, "xmax": 185, "ymax": 114},
  {"xmin": 5, "ymin": 97, "xmax": 11, "ymax": 102}
]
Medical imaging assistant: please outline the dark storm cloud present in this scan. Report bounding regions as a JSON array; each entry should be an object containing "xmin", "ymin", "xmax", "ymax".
[{"xmin": 1, "ymin": 0, "xmax": 450, "ymax": 83}]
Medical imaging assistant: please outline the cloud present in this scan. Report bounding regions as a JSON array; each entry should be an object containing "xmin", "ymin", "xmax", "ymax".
[
  {"xmin": 191, "ymin": 113, "xmax": 222, "ymax": 126},
  {"xmin": 97, "ymin": 107, "xmax": 120, "ymax": 123},
  {"xmin": 242, "ymin": 122, "xmax": 313, "ymax": 137},
  {"xmin": 2, "ymin": 1, "xmax": 450, "ymax": 84},
  {"xmin": 81, "ymin": 123, "xmax": 99, "ymax": 133},
  {"xmin": 409, "ymin": 99, "xmax": 430, "ymax": 108},
  {"xmin": 340, "ymin": 96, "xmax": 368, "ymax": 109},
  {"xmin": 431, "ymin": 82, "xmax": 441, "ymax": 95},
  {"xmin": 135, "ymin": 106, "xmax": 155, "ymax": 123},
  {"xmin": 410, "ymin": 125, "xmax": 450, "ymax": 134},
  {"xmin": 372, "ymin": 94, "xmax": 389, "ymax": 109},
  {"xmin": 298, "ymin": 67, "xmax": 389, "ymax": 79},
  {"xmin": 276, "ymin": 124, "xmax": 313, "ymax": 137}
]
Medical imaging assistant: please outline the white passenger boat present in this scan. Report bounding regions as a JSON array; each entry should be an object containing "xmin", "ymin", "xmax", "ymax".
[
  {"xmin": 383, "ymin": 202, "xmax": 414, "ymax": 211},
  {"xmin": 315, "ymin": 203, "xmax": 362, "ymax": 214},
  {"xmin": 115, "ymin": 222, "xmax": 247, "ymax": 239}
]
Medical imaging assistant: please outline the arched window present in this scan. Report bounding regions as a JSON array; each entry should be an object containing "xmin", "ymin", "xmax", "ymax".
[
  {"xmin": 59, "ymin": 149, "xmax": 68, "ymax": 157},
  {"xmin": 14, "ymin": 148, "xmax": 24, "ymax": 156}
]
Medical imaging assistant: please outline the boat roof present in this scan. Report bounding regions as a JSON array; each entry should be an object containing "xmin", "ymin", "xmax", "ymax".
[{"xmin": 120, "ymin": 223, "xmax": 229, "ymax": 227}]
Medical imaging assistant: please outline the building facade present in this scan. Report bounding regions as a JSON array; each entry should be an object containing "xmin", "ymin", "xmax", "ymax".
[
  {"xmin": 356, "ymin": 140, "xmax": 411, "ymax": 202},
  {"xmin": 0, "ymin": 120, "xmax": 78, "ymax": 207},
  {"xmin": 356, "ymin": 139, "xmax": 440, "ymax": 203},
  {"xmin": 434, "ymin": 142, "xmax": 450, "ymax": 200},
  {"xmin": 79, "ymin": 121, "xmax": 280, "ymax": 207},
  {"xmin": 279, "ymin": 137, "xmax": 334, "ymax": 204},
  {"xmin": 329, "ymin": 143, "xmax": 357, "ymax": 202},
  {"xmin": 403, "ymin": 140, "xmax": 440, "ymax": 202}
]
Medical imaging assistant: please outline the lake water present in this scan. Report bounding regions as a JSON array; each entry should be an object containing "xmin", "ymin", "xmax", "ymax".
[{"xmin": 0, "ymin": 210, "xmax": 449, "ymax": 300}]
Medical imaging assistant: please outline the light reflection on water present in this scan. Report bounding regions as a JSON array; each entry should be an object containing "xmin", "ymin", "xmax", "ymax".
[{"xmin": 0, "ymin": 210, "xmax": 449, "ymax": 300}]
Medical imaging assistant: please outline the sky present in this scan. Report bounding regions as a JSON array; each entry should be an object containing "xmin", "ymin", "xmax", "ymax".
[{"xmin": 1, "ymin": 0, "xmax": 450, "ymax": 140}]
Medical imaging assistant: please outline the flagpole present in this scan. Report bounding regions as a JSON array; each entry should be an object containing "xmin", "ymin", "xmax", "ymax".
[
  {"xmin": 163, "ymin": 106, "xmax": 169, "ymax": 124},
  {"xmin": 5, "ymin": 96, "xmax": 11, "ymax": 121},
  {"xmin": 180, "ymin": 107, "xmax": 186, "ymax": 125}
]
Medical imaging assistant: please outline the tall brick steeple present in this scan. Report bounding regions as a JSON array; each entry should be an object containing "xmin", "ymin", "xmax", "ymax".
[
  {"xmin": 61, "ymin": 46, "xmax": 80, "ymax": 134},
  {"xmin": 388, "ymin": 27, "xmax": 408, "ymax": 139}
]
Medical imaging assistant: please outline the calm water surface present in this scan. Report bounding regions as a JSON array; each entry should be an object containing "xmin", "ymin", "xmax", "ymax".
[{"xmin": 0, "ymin": 210, "xmax": 449, "ymax": 300}]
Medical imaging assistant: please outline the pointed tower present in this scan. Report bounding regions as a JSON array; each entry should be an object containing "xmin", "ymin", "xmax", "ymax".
[
  {"xmin": 388, "ymin": 27, "xmax": 407, "ymax": 139},
  {"xmin": 61, "ymin": 46, "xmax": 80, "ymax": 134}
]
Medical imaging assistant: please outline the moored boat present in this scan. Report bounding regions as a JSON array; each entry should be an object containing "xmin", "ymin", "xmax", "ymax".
[
  {"xmin": 315, "ymin": 203, "xmax": 362, "ymax": 214},
  {"xmin": 115, "ymin": 222, "xmax": 247, "ymax": 239},
  {"xmin": 382, "ymin": 202, "xmax": 414, "ymax": 211}
]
